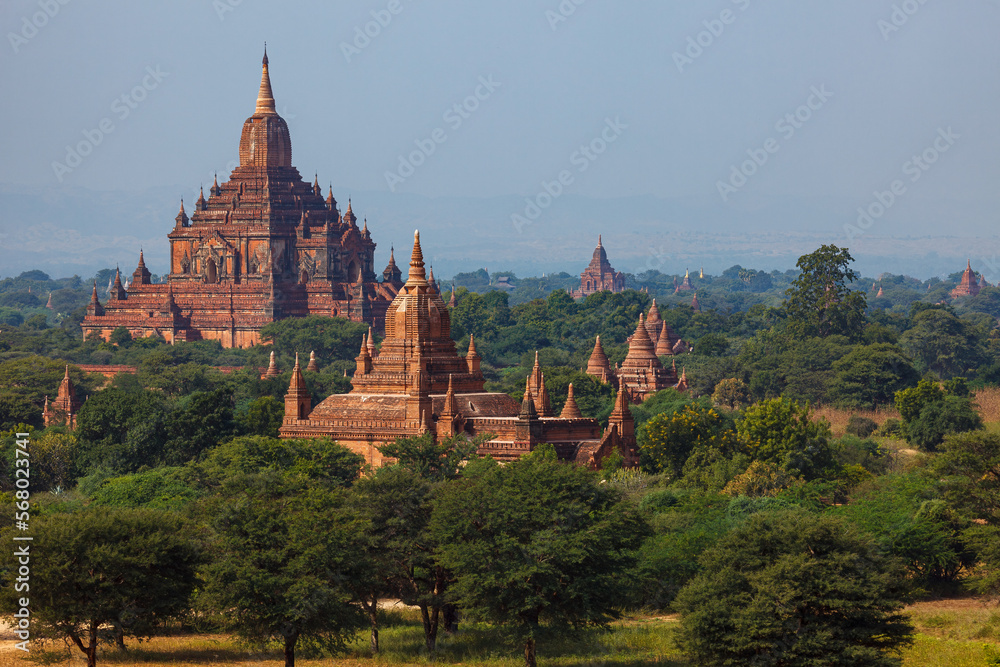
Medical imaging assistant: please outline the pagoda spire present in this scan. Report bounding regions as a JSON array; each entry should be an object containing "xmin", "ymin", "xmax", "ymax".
[
  {"xmin": 519, "ymin": 377, "xmax": 538, "ymax": 419},
  {"xmin": 538, "ymin": 373, "xmax": 553, "ymax": 417},
  {"xmin": 263, "ymin": 350, "xmax": 279, "ymax": 378},
  {"xmin": 306, "ymin": 350, "xmax": 319, "ymax": 372},
  {"xmin": 88, "ymin": 281, "xmax": 105, "ymax": 317},
  {"xmin": 175, "ymin": 199, "xmax": 189, "ymax": 227},
  {"xmin": 406, "ymin": 230, "xmax": 428, "ymax": 286},
  {"xmin": 284, "ymin": 352, "xmax": 311, "ymax": 421},
  {"xmin": 466, "ymin": 334, "xmax": 481, "ymax": 373},
  {"xmin": 442, "ymin": 373, "xmax": 459, "ymax": 417},
  {"xmin": 560, "ymin": 383, "xmax": 583, "ymax": 419},
  {"xmin": 256, "ymin": 45, "xmax": 276, "ymax": 114}
]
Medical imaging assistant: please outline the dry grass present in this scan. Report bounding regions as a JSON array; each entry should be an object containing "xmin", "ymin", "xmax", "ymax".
[
  {"xmin": 975, "ymin": 386, "xmax": 1000, "ymax": 426},
  {"xmin": 6, "ymin": 601, "xmax": 1000, "ymax": 667},
  {"xmin": 811, "ymin": 386, "xmax": 1000, "ymax": 439},
  {"xmin": 811, "ymin": 405, "xmax": 899, "ymax": 438}
]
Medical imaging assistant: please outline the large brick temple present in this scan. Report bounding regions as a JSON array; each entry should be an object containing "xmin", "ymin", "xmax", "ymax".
[
  {"xmin": 280, "ymin": 231, "xmax": 639, "ymax": 469},
  {"xmin": 81, "ymin": 50, "xmax": 400, "ymax": 347}
]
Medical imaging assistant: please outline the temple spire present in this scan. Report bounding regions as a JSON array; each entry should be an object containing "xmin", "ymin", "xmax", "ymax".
[
  {"xmin": 255, "ymin": 45, "xmax": 276, "ymax": 114},
  {"xmin": 560, "ymin": 383, "xmax": 583, "ymax": 419},
  {"xmin": 406, "ymin": 230, "xmax": 428, "ymax": 285}
]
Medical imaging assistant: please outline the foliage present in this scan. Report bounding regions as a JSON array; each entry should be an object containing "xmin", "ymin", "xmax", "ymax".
[
  {"xmin": 377, "ymin": 432, "xmax": 486, "ymax": 483},
  {"xmin": 722, "ymin": 460, "xmax": 802, "ymax": 497},
  {"xmin": 88, "ymin": 467, "xmax": 200, "ymax": 510},
  {"xmin": 241, "ymin": 395, "xmax": 285, "ymax": 437},
  {"xmin": 839, "ymin": 473, "xmax": 974, "ymax": 584},
  {"xmin": 828, "ymin": 343, "xmax": 919, "ymax": 408},
  {"xmin": 0, "ymin": 508, "xmax": 203, "ymax": 667},
  {"xmin": 639, "ymin": 405, "xmax": 735, "ymax": 479},
  {"xmin": 349, "ymin": 465, "xmax": 449, "ymax": 653},
  {"xmin": 711, "ymin": 377, "xmax": 749, "ymax": 410},
  {"xmin": 736, "ymin": 397, "xmax": 835, "ymax": 480},
  {"xmin": 199, "ymin": 473, "xmax": 365, "ymax": 666},
  {"xmin": 783, "ymin": 245, "xmax": 867, "ymax": 339},
  {"xmin": 194, "ymin": 435, "xmax": 364, "ymax": 491},
  {"xmin": 894, "ymin": 380, "xmax": 983, "ymax": 451},
  {"xmin": 846, "ymin": 415, "xmax": 879, "ymax": 438},
  {"xmin": 74, "ymin": 387, "xmax": 171, "ymax": 475},
  {"xmin": 674, "ymin": 509, "xmax": 913, "ymax": 666},
  {"xmin": 259, "ymin": 315, "xmax": 370, "ymax": 365},
  {"xmin": 431, "ymin": 451, "xmax": 649, "ymax": 667}
]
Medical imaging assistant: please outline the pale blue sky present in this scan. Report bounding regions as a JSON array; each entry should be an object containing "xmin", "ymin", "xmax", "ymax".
[{"xmin": 1, "ymin": 1, "xmax": 999, "ymax": 279}]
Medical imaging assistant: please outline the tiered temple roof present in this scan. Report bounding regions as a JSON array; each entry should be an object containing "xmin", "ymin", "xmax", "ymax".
[
  {"xmin": 81, "ymin": 50, "xmax": 399, "ymax": 348},
  {"xmin": 951, "ymin": 260, "xmax": 982, "ymax": 299},
  {"xmin": 281, "ymin": 231, "xmax": 638, "ymax": 469},
  {"xmin": 571, "ymin": 236, "xmax": 626, "ymax": 298},
  {"xmin": 585, "ymin": 301, "xmax": 686, "ymax": 401},
  {"xmin": 43, "ymin": 365, "xmax": 81, "ymax": 429}
]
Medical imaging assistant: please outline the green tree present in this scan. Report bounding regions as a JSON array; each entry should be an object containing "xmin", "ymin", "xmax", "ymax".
[
  {"xmin": 900, "ymin": 308, "xmax": 986, "ymax": 379},
  {"xmin": 431, "ymin": 449, "xmax": 648, "ymax": 667},
  {"xmin": 378, "ymin": 432, "xmax": 485, "ymax": 482},
  {"xmin": 75, "ymin": 387, "xmax": 171, "ymax": 474},
  {"xmin": 894, "ymin": 380, "xmax": 982, "ymax": 451},
  {"xmin": 108, "ymin": 326, "xmax": 132, "ymax": 346},
  {"xmin": 783, "ymin": 245, "xmax": 866, "ymax": 338},
  {"xmin": 0, "ymin": 508, "xmax": 203, "ymax": 667},
  {"xmin": 675, "ymin": 509, "xmax": 913, "ymax": 666},
  {"xmin": 200, "ymin": 473, "xmax": 365, "ymax": 667},
  {"xmin": 828, "ymin": 343, "xmax": 919, "ymax": 409},
  {"xmin": 349, "ymin": 466, "xmax": 447, "ymax": 653},
  {"xmin": 711, "ymin": 378, "xmax": 749, "ymax": 410},
  {"xmin": 930, "ymin": 431, "xmax": 1000, "ymax": 593},
  {"xmin": 639, "ymin": 405, "xmax": 735, "ymax": 479},
  {"xmin": 259, "ymin": 315, "xmax": 369, "ymax": 364},
  {"xmin": 194, "ymin": 435, "xmax": 363, "ymax": 491},
  {"xmin": 839, "ymin": 473, "xmax": 973, "ymax": 584},
  {"xmin": 736, "ymin": 398, "xmax": 835, "ymax": 480},
  {"xmin": 163, "ymin": 387, "xmax": 238, "ymax": 464},
  {"xmin": 242, "ymin": 395, "xmax": 285, "ymax": 437}
]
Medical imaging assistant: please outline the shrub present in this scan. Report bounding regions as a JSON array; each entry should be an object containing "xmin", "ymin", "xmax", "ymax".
[{"xmin": 846, "ymin": 415, "xmax": 878, "ymax": 438}]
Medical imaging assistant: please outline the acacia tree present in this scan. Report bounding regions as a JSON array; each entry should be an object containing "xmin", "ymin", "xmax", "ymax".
[
  {"xmin": 431, "ymin": 447, "xmax": 648, "ymax": 667},
  {"xmin": 200, "ymin": 472, "xmax": 365, "ymax": 667},
  {"xmin": 784, "ymin": 245, "xmax": 866, "ymax": 338},
  {"xmin": 675, "ymin": 509, "xmax": 913, "ymax": 666},
  {"xmin": 0, "ymin": 508, "xmax": 203, "ymax": 667}
]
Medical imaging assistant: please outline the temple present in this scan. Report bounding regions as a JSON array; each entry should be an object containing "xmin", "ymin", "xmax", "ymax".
[
  {"xmin": 571, "ymin": 236, "xmax": 626, "ymax": 298},
  {"xmin": 280, "ymin": 231, "xmax": 639, "ymax": 469},
  {"xmin": 81, "ymin": 50, "xmax": 400, "ymax": 347},
  {"xmin": 585, "ymin": 299, "xmax": 687, "ymax": 402},
  {"xmin": 43, "ymin": 366, "xmax": 80, "ymax": 429},
  {"xmin": 951, "ymin": 260, "xmax": 982, "ymax": 299}
]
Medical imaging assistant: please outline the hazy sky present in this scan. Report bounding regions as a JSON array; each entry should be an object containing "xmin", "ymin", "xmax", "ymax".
[{"xmin": 2, "ymin": 0, "xmax": 999, "ymax": 277}]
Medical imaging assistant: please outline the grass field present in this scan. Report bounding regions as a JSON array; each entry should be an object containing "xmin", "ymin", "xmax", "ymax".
[{"xmin": 4, "ymin": 598, "xmax": 999, "ymax": 667}]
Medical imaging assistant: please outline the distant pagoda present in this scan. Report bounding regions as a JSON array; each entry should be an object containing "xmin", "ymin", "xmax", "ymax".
[
  {"xmin": 571, "ymin": 235, "xmax": 626, "ymax": 298},
  {"xmin": 951, "ymin": 260, "xmax": 982, "ymax": 299}
]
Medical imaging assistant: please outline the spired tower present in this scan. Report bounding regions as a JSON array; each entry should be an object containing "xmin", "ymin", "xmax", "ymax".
[
  {"xmin": 571, "ymin": 235, "xmax": 626, "ymax": 298},
  {"xmin": 281, "ymin": 231, "xmax": 640, "ymax": 469},
  {"xmin": 81, "ymin": 49, "xmax": 400, "ymax": 347},
  {"xmin": 951, "ymin": 260, "xmax": 982, "ymax": 299}
]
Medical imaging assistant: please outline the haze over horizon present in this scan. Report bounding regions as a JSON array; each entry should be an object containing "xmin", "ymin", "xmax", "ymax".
[{"xmin": 2, "ymin": 0, "xmax": 998, "ymax": 282}]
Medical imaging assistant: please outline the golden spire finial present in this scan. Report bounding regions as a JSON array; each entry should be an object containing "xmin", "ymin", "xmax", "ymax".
[{"xmin": 256, "ymin": 45, "xmax": 276, "ymax": 114}]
